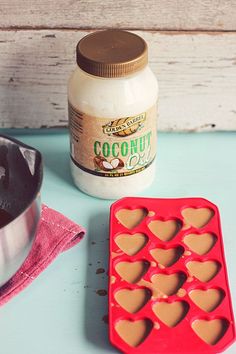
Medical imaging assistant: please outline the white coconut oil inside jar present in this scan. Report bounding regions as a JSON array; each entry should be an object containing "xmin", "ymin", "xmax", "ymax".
[{"xmin": 68, "ymin": 30, "xmax": 158, "ymax": 199}]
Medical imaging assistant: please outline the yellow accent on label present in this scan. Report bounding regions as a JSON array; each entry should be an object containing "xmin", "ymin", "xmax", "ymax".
[{"xmin": 102, "ymin": 113, "xmax": 146, "ymax": 136}]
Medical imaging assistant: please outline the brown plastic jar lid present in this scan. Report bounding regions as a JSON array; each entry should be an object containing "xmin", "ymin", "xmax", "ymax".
[{"xmin": 76, "ymin": 30, "xmax": 148, "ymax": 78}]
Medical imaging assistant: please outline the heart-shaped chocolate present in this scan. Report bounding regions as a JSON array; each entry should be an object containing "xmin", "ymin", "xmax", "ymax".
[
  {"xmin": 115, "ymin": 261, "xmax": 149, "ymax": 284},
  {"xmin": 183, "ymin": 233, "xmax": 217, "ymax": 255},
  {"xmin": 115, "ymin": 319, "xmax": 153, "ymax": 347},
  {"xmin": 150, "ymin": 246, "xmax": 184, "ymax": 267},
  {"xmin": 182, "ymin": 208, "xmax": 214, "ymax": 229},
  {"xmin": 192, "ymin": 318, "xmax": 229, "ymax": 345},
  {"xmin": 153, "ymin": 301, "xmax": 189, "ymax": 327},
  {"xmin": 189, "ymin": 288, "xmax": 224, "ymax": 312},
  {"xmin": 115, "ymin": 233, "xmax": 148, "ymax": 256},
  {"xmin": 151, "ymin": 272, "xmax": 186, "ymax": 296},
  {"xmin": 116, "ymin": 208, "xmax": 147, "ymax": 229},
  {"xmin": 148, "ymin": 219, "xmax": 181, "ymax": 241},
  {"xmin": 115, "ymin": 288, "xmax": 151, "ymax": 313},
  {"xmin": 186, "ymin": 260, "xmax": 220, "ymax": 282}
]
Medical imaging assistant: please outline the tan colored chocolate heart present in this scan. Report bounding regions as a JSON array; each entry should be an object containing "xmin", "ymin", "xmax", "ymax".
[
  {"xmin": 115, "ymin": 288, "xmax": 151, "ymax": 313},
  {"xmin": 116, "ymin": 208, "xmax": 147, "ymax": 229},
  {"xmin": 183, "ymin": 233, "xmax": 217, "ymax": 255},
  {"xmin": 148, "ymin": 219, "xmax": 181, "ymax": 241},
  {"xmin": 189, "ymin": 288, "xmax": 224, "ymax": 312},
  {"xmin": 153, "ymin": 301, "xmax": 189, "ymax": 327},
  {"xmin": 115, "ymin": 261, "xmax": 149, "ymax": 284},
  {"xmin": 151, "ymin": 273, "xmax": 186, "ymax": 296},
  {"xmin": 181, "ymin": 208, "xmax": 214, "ymax": 229},
  {"xmin": 186, "ymin": 260, "xmax": 220, "ymax": 282},
  {"xmin": 150, "ymin": 247, "xmax": 184, "ymax": 267},
  {"xmin": 192, "ymin": 318, "xmax": 229, "ymax": 345},
  {"xmin": 115, "ymin": 319, "xmax": 153, "ymax": 347},
  {"xmin": 115, "ymin": 233, "xmax": 148, "ymax": 256}
]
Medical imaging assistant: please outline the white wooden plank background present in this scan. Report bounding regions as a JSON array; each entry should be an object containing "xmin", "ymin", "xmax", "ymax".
[
  {"xmin": 0, "ymin": 0, "xmax": 236, "ymax": 30},
  {"xmin": 0, "ymin": 1, "xmax": 236, "ymax": 131},
  {"xmin": 0, "ymin": 30, "xmax": 235, "ymax": 131}
]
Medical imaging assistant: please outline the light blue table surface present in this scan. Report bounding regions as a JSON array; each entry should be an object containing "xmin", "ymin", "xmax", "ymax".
[{"xmin": 0, "ymin": 130, "xmax": 235, "ymax": 354}]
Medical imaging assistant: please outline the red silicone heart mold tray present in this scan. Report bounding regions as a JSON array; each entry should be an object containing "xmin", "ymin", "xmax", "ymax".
[{"xmin": 109, "ymin": 197, "xmax": 235, "ymax": 353}]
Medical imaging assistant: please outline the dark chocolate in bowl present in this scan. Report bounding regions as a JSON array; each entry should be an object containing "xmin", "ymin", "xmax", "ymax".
[{"xmin": 0, "ymin": 135, "xmax": 43, "ymax": 286}]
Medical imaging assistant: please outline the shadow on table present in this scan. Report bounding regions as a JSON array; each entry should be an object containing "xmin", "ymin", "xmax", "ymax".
[
  {"xmin": 40, "ymin": 144, "xmax": 74, "ymax": 187},
  {"xmin": 83, "ymin": 211, "xmax": 116, "ymax": 352}
]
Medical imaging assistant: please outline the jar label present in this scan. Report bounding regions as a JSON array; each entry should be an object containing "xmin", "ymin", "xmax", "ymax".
[{"xmin": 68, "ymin": 102, "xmax": 157, "ymax": 177}]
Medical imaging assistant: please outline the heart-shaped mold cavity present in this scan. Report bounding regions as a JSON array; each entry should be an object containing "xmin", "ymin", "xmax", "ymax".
[
  {"xmin": 116, "ymin": 208, "xmax": 147, "ymax": 229},
  {"xmin": 191, "ymin": 318, "xmax": 229, "ymax": 345},
  {"xmin": 183, "ymin": 233, "xmax": 217, "ymax": 255},
  {"xmin": 150, "ymin": 246, "xmax": 184, "ymax": 267},
  {"xmin": 115, "ymin": 319, "xmax": 153, "ymax": 347},
  {"xmin": 182, "ymin": 207, "xmax": 214, "ymax": 229},
  {"xmin": 186, "ymin": 260, "xmax": 221, "ymax": 282},
  {"xmin": 115, "ymin": 261, "xmax": 150, "ymax": 284},
  {"xmin": 151, "ymin": 272, "xmax": 186, "ymax": 296},
  {"xmin": 152, "ymin": 300, "xmax": 189, "ymax": 327},
  {"xmin": 189, "ymin": 288, "xmax": 225, "ymax": 312},
  {"xmin": 115, "ymin": 233, "xmax": 148, "ymax": 256},
  {"xmin": 148, "ymin": 219, "xmax": 182, "ymax": 242},
  {"xmin": 114, "ymin": 288, "xmax": 151, "ymax": 313}
]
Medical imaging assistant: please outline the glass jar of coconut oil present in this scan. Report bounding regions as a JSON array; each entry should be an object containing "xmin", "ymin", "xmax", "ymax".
[{"xmin": 68, "ymin": 30, "xmax": 158, "ymax": 199}]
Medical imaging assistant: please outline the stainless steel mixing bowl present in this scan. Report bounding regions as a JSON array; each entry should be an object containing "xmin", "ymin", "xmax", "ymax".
[{"xmin": 0, "ymin": 134, "xmax": 43, "ymax": 286}]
